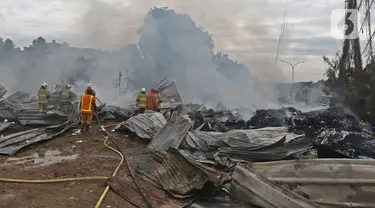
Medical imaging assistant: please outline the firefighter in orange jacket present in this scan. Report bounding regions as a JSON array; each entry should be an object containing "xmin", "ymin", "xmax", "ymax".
[
  {"xmin": 146, "ymin": 88, "xmax": 160, "ymax": 112},
  {"xmin": 79, "ymin": 88, "xmax": 96, "ymax": 133}
]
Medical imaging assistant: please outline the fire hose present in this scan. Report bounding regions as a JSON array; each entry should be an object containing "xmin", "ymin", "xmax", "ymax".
[
  {"xmin": 0, "ymin": 126, "xmax": 123, "ymax": 208},
  {"xmin": 93, "ymin": 114, "xmax": 154, "ymax": 208},
  {"xmin": 0, "ymin": 115, "xmax": 146, "ymax": 208}
]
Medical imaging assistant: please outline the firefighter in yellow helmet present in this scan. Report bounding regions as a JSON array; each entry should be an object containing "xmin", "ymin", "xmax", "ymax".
[
  {"xmin": 136, "ymin": 88, "xmax": 147, "ymax": 113},
  {"xmin": 155, "ymin": 88, "xmax": 162, "ymax": 112},
  {"xmin": 59, "ymin": 84, "xmax": 73, "ymax": 111},
  {"xmin": 38, "ymin": 83, "xmax": 50, "ymax": 113}
]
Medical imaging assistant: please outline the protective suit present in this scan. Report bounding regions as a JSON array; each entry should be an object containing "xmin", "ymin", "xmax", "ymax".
[
  {"xmin": 80, "ymin": 88, "xmax": 96, "ymax": 133},
  {"xmin": 38, "ymin": 83, "xmax": 50, "ymax": 113}
]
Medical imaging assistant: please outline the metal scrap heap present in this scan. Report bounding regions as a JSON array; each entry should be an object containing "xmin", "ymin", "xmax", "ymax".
[
  {"xmin": 0, "ymin": 85, "xmax": 132, "ymax": 155},
  {"xmin": 112, "ymin": 99, "xmax": 375, "ymax": 207},
  {"xmin": 2, "ymin": 79, "xmax": 375, "ymax": 207}
]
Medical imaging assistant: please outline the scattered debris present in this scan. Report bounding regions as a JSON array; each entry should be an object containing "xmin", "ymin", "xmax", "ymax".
[
  {"xmin": 147, "ymin": 109, "xmax": 193, "ymax": 155},
  {"xmin": 3, "ymin": 150, "xmax": 79, "ymax": 167},
  {"xmin": 156, "ymin": 148, "xmax": 209, "ymax": 198},
  {"xmin": 0, "ymin": 121, "xmax": 77, "ymax": 155},
  {"xmin": 248, "ymin": 159, "xmax": 375, "ymax": 207},
  {"xmin": 114, "ymin": 112, "xmax": 167, "ymax": 139},
  {"xmin": 230, "ymin": 166, "xmax": 324, "ymax": 208},
  {"xmin": 2, "ymin": 80, "xmax": 375, "ymax": 208}
]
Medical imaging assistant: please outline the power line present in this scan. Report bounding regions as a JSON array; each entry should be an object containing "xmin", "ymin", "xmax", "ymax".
[{"xmin": 275, "ymin": 0, "xmax": 289, "ymax": 63}]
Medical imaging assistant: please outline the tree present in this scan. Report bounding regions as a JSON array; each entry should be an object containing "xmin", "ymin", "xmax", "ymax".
[
  {"xmin": 4, "ymin": 38, "xmax": 15, "ymax": 51},
  {"xmin": 324, "ymin": 51, "xmax": 375, "ymax": 124},
  {"xmin": 323, "ymin": 52, "xmax": 340, "ymax": 90}
]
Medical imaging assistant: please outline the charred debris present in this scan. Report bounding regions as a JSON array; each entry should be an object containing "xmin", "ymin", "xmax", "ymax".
[
  {"xmin": 111, "ymin": 83, "xmax": 375, "ymax": 207},
  {"xmin": 1, "ymin": 81, "xmax": 375, "ymax": 207}
]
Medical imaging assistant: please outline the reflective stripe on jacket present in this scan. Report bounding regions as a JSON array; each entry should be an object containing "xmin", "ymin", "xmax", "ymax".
[
  {"xmin": 81, "ymin": 94, "xmax": 96, "ymax": 114},
  {"xmin": 136, "ymin": 94, "xmax": 147, "ymax": 108},
  {"xmin": 60, "ymin": 88, "xmax": 70, "ymax": 102},
  {"xmin": 156, "ymin": 94, "xmax": 162, "ymax": 103},
  {"xmin": 38, "ymin": 89, "xmax": 48, "ymax": 103},
  {"xmin": 146, "ymin": 93, "xmax": 159, "ymax": 111}
]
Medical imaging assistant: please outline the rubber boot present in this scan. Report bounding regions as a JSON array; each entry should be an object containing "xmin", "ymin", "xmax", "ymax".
[{"xmin": 80, "ymin": 124, "xmax": 85, "ymax": 133}]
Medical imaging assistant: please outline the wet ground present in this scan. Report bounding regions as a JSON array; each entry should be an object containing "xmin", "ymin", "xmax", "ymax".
[{"xmin": 0, "ymin": 124, "xmax": 154, "ymax": 208}]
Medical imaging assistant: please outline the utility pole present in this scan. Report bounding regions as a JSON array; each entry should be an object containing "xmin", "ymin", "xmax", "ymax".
[
  {"xmin": 118, "ymin": 71, "xmax": 122, "ymax": 96},
  {"xmin": 113, "ymin": 70, "xmax": 122, "ymax": 100},
  {"xmin": 282, "ymin": 59, "xmax": 304, "ymax": 102},
  {"xmin": 281, "ymin": 60, "xmax": 305, "ymax": 84}
]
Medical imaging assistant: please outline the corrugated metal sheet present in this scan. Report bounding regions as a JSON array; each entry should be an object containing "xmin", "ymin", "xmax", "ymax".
[
  {"xmin": 0, "ymin": 101, "xmax": 17, "ymax": 121},
  {"xmin": 115, "ymin": 112, "xmax": 167, "ymax": 139},
  {"xmin": 182, "ymin": 127, "xmax": 299, "ymax": 151},
  {"xmin": 6, "ymin": 91, "xmax": 31, "ymax": 103},
  {"xmin": 156, "ymin": 148, "xmax": 209, "ymax": 198},
  {"xmin": 249, "ymin": 159, "xmax": 375, "ymax": 207},
  {"xmin": 216, "ymin": 135, "xmax": 312, "ymax": 162},
  {"xmin": 0, "ymin": 121, "xmax": 76, "ymax": 155},
  {"xmin": 107, "ymin": 168, "xmax": 193, "ymax": 208},
  {"xmin": 17, "ymin": 110, "xmax": 68, "ymax": 126},
  {"xmin": 159, "ymin": 81, "xmax": 183, "ymax": 103},
  {"xmin": 148, "ymin": 111, "xmax": 193, "ymax": 155},
  {"xmin": 0, "ymin": 122, "xmax": 12, "ymax": 132},
  {"xmin": 230, "ymin": 166, "xmax": 323, "ymax": 208},
  {"xmin": 97, "ymin": 104, "xmax": 130, "ymax": 121}
]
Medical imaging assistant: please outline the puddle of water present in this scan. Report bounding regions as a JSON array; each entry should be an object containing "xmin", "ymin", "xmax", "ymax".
[{"xmin": 3, "ymin": 150, "xmax": 79, "ymax": 167}]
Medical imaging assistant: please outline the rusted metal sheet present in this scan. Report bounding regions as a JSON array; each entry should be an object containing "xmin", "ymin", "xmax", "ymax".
[
  {"xmin": 193, "ymin": 162, "xmax": 231, "ymax": 187},
  {"xmin": 249, "ymin": 159, "xmax": 375, "ymax": 207},
  {"xmin": 156, "ymin": 148, "xmax": 209, "ymax": 198},
  {"xmin": 107, "ymin": 168, "xmax": 193, "ymax": 208}
]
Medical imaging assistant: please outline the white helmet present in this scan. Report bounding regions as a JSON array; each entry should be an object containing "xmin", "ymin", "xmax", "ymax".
[
  {"xmin": 42, "ymin": 83, "xmax": 48, "ymax": 87},
  {"xmin": 141, "ymin": 88, "xmax": 146, "ymax": 92},
  {"xmin": 66, "ymin": 84, "xmax": 71, "ymax": 89},
  {"xmin": 87, "ymin": 83, "xmax": 92, "ymax": 88}
]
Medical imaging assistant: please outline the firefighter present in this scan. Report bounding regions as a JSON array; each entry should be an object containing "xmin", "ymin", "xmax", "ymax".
[
  {"xmin": 155, "ymin": 88, "xmax": 162, "ymax": 105},
  {"xmin": 38, "ymin": 83, "xmax": 50, "ymax": 113},
  {"xmin": 59, "ymin": 84, "xmax": 73, "ymax": 111},
  {"xmin": 80, "ymin": 88, "xmax": 96, "ymax": 133},
  {"xmin": 146, "ymin": 88, "xmax": 160, "ymax": 112},
  {"xmin": 136, "ymin": 88, "xmax": 147, "ymax": 114},
  {"xmin": 85, "ymin": 83, "xmax": 96, "ymax": 96}
]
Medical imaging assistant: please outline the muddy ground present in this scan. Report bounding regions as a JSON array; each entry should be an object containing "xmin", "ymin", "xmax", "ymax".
[{"xmin": 0, "ymin": 124, "xmax": 155, "ymax": 208}]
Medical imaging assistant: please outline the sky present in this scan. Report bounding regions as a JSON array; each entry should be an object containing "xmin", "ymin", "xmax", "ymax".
[{"xmin": 0, "ymin": 0, "xmax": 372, "ymax": 83}]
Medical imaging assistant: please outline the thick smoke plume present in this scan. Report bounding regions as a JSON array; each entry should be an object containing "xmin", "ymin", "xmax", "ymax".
[{"xmin": 0, "ymin": 0, "xmax": 326, "ymax": 110}]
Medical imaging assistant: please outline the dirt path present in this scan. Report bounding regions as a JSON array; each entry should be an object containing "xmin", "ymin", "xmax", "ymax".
[{"xmin": 0, "ymin": 125, "xmax": 154, "ymax": 208}]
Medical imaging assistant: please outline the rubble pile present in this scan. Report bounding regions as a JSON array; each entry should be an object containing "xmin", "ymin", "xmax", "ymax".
[
  {"xmin": 113, "ymin": 94, "xmax": 375, "ymax": 207},
  {"xmin": 2, "ymin": 79, "xmax": 375, "ymax": 207},
  {"xmin": 248, "ymin": 107, "xmax": 300, "ymax": 128},
  {"xmin": 0, "ymin": 85, "xmax": 131, "ymax": 155}
]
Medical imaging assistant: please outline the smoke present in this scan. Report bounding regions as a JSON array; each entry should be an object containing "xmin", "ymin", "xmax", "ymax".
[
  {"xmin": 76, "ymin": 0, "xmax": 286, "ymax": 81},
  {"xmin": 0, "ymin": 0, "xmax": 326, "ymax": 110},
  {"xmin": 73, "ymin": 0, "xmax": 291, "ymax": 109}
]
